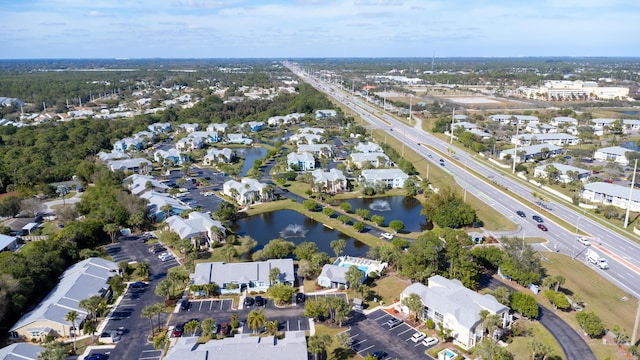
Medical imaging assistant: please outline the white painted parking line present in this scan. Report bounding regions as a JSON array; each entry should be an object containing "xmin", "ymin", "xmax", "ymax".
[
  {"xmin": 349, "ymin": 333, "xmax": 360, "ymax": 339},
  {"xmin": 357, "ymin": 344, "xmax": 374, "ymax": 354},
  {"xmin": 139, "ymin": 356, "xmax": 161, "ymax": 360},
  {"xmin": 352, "ymin": 339, "xmax": 368, "ymax": 348},
  {"xmin": 209, "ymin": 300, "xmax": 214, "ymax": 311},
  {"xmin": 398, "ymin": 328, "xmax": 412, "ymax": 335},
  {"xmin": 220, "ymin": 300, "xmax": 224, "ymax": 310},
  {"xmin": 374, "ymin": 314, "xmax": 389, "ymax": 321},
  {"xmin": 198, "ymin": 302, "xmax": 204, "ymax": 311}
]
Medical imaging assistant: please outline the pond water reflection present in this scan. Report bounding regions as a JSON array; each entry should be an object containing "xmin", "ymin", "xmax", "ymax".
[
  {"xmin": 230, "ymin": 209, "xmax": 369, "ymax": 256},
  {"xmin": 344, "ymin": 196, "xmax": 428, "ymax": 232}
]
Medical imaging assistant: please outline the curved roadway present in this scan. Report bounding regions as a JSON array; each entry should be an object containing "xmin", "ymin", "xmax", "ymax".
[{"xmin": 286, "ymin": 62, "xmax": 640, "ymax": 300}]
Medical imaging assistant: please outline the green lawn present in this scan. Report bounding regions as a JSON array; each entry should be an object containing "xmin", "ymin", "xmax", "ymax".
[
  {"xmin": 506, "ymin": 320, "xmax": 565, "ymax": 360},
  {"xmin": 541, "ymin": 252, "xmax": 636, "ymax": 335},
  {"xmin": 369, "ymin": 274, "xmax": 411, "ymax": 306},
  {"xmin": 313, "ymin": 324, "xmax": 356, "ymax": 360}
]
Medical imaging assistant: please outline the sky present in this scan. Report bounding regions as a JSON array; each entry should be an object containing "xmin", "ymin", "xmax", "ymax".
[{"xmin": 1, "ymin": 0, "xmax": 639, "ymax": 59}]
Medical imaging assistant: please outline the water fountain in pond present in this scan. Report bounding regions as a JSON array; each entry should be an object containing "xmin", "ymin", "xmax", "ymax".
[
  {"xmin": 369, "ymin": 199, "xmax": 391, "ymax": 212},
  {"xmin": 279, "ymin": 224, "xmax": 309, "ymax": 239}
]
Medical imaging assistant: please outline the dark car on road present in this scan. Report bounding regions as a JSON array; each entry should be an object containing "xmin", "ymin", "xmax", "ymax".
[
  {"xmin": 84, "ymin": 354, "xmax": 108, "ymax": 360},
  {"xmin": 296, "ymin": 293, "xmax": 306, "ymax": 303},
  {"xmin": 516, "ymin": 210, "xmax": 526, "ymax": 218},
  {"xmin": 371, "ymin": 351, "xmax": 388, "ymax": 360},
  {"xmin": 244, "ymin": 297, "xmax": 254, "ymax": 306},
  {"xmin": 128, "ymin": 281, "xmax": 146, "ymax": 289},
  {"xmin": 537, "ymin": 224, "xmax": 548, "ymax": 231},
  {"xmin": 255, "ymin": 296, "xmax": 265, "ymax": 306},
  {"xmin": 532, "ymin": 215, "xmax": 544, "ymax": 223}
]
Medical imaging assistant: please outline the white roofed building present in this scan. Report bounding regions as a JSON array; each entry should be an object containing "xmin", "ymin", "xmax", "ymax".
[
  {"xmin": 222, "ymin": 178, "xmax": 270, "ymax": 205},
  {"xmin": 581, "ymin": 182, "xmax": 640, "ymax": 212},
  {"xmin": 9, "ymin": 258, "xmax": 118, "ymax": 340},
  {"xmin": 287, "ymin": 152, "xmax": 315, "ymax": 171},
  {"xmin": 594, "ymin": 146, "xmax": 637, "ymax": 166},
  {"xmin": 203, "ymin": 148, "xmax": 234, "ymax": 165},
  {"xmin": 510, "ymin": 133, "xmax": 580, "ymax": 146},
  {"xmin": 165, "ymin": 212, "xmax": 226, "ymax": 248},
  {"xmin": 192, "ymin": 259, "xmax": 294, "ymax": 294},
  {"xmin": 163, "ymin": 331, "xmax": 307, "ymax": 360},
  {"xmin": 311, "ymin": 169, "xmax": 347, "ymax": 193},
  {"xmin": 349, "ymin": 152, "xmax": 391, "ymax": 168},
  {"xmin": 400, "ymin": 276, "xmax": 509, "ymax": 350},
  {"xmin": 359, "ymin": 169, "xmax": 409, "ymax": 189},
  {"xmin": 354, "ymin": 142, "xmax": 383, "ymax": 153},
  {"xmin": 533, "ymin": 163, "xmax": 590, "ymax": 183}
]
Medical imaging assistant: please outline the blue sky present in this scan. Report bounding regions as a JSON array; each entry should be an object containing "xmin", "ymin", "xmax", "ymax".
[{"xmin": 1, "ymin": 0, "xmax": 638, "ymax": 59}]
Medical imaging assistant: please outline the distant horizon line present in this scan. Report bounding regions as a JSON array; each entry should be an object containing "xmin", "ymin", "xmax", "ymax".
[{"xmin": 1, "ymin": 56, "xmax": 639, "ymax": 61}]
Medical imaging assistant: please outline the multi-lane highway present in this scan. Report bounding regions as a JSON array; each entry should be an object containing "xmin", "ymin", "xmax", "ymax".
[{"xmin": 285, "ymin": 62, "xmax": 640, "ymax": 299}]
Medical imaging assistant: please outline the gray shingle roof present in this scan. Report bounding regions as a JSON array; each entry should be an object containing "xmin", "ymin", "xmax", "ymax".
[
  {"xmin": 0, "ymin": 343, "xmax": 43, "ymax": 360},
  {"xmin": 192, "ymin": 259, "xmax": 295, "ymax": 286},
  {"xmin": 10, "ymin": 258, "xmax": 117, "ymax": 332},
  {"xmin": 164, "ymin": 331, "xmax": 307, "ymax": 360},
  {"xmin": 402, "ymin": 276, "xmax": 508, "ymax": 329}
]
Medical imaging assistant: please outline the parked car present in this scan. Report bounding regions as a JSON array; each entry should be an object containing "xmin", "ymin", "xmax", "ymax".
[
  {"xmin": 296, "ymin": 293, "xmax": 306, "ymax": 304},
  {"xmin": 172, "ymin": 323, "xmax": 185, "ymax": 337},
  {"xmin": 532, "ymin": 215, "xmax": 544, "ymax": 223},
  {"xmin": 220, "ymin": 322, "xmax": 230, "ymax": 336},
  {"xmin": 149, "ymin": 245, "xmax": 166, "ymax": 254},
  {"xmin": 84, "ymin": 354, "xmax": 108, "ymax": 360},
  {"xmin": 159, "ymin": 253, "xmax": 174, "ymax": 261},
  {"xmin": 179, "ymin": 299, "xmax": 190, "ymax": 311},
  {"xmin": 244, "ymin": 297, "xmax": 254, "ymax": 306},
  {"xmin": 577, "ymin": 236, "xmax": 591, "ymax": 246},
  {"xmin": 98, "ymin": 332, "xmax": 120, "ymax": 344},
  {"xmin": 384, "ymin": 317, "xmax": 403, "ymax": 329},
  {"xmin": 370, "ymin": 351, "xmax": 388, "ymax": 360},
  {"xmin": 128, "ymin": 281, "xmax": 147, "ymax": 289},
  {"xmin": 422, "ymin": 337, "xmax": 439, "ymax": 347},
  {"xmin": 410, "ymin": 332, "xmax": 426, "ymax": 343},
  {"xmin": 255, "ymin": 296, "xmax": 265, "ymax": 306},
  {"xmin": 516, "ymin": 210, "xmax": 526, "ymax": 218}
]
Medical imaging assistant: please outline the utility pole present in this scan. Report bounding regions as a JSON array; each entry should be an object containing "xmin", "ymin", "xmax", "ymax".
[
  {"xmin": 633, "ymin": 299, "xmax": 640, "ymax": 345},
  {"xmin": 409, "ymin": 95, "xmax": 413, "ymax": 125},
  {"xmin": 450, "ymin": 108, "xmax": 455, "ymax": 144},
  {"xmin": 512, "ymin": 127, "xmax": 520, "ymax": 174},
  {"xmin": 624, "ymin": 159, "xmax": 638, "ymax": 228}
]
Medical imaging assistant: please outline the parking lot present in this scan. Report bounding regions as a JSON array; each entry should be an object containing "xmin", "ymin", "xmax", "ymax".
[
  {"xmin": 180, "ymin": 298, "xmax": 234, "ymax": 312},
  {"xmin": 348, "ymin": 309, "xmax": 436, "ymax": 360}
]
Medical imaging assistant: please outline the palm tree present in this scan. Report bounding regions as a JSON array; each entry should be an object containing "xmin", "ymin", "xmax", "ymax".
[
  {"xmin": 265, "ymin": 320, "xmax": 279, "ymax": 336},
  {"xmin": 141, "ymin": 305, "xmax": 156, "ymax": 336},
  {"xmin": 307, "ymin": 333, "xmax": 331, "ymax": 360},
  {"xmin": 247, "ymin": 309, "xmax": 266, "ymax": 334},
  {"xmin": 78, "ymin": 295, "xmax": 104, "ymax": 321},
  {"xmin": 135, "ymin": 262, "xmax": 150, "ymax": 280},
  {"xmin": 160, "ymin": 204, "xmax": 173, "ymax": 220},
  {"xmin": 103, "ymin": 223, "xmax": 120, "ymax": 243},
  {"xmin": 65, "ymin": 310, "xmax": 79, "ymax": 352}
]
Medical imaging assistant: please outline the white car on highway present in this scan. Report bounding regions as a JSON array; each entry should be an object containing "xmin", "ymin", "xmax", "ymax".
[{"xmin": 577, "ymin": 237, "xmax": 591, "ymax": 246}]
